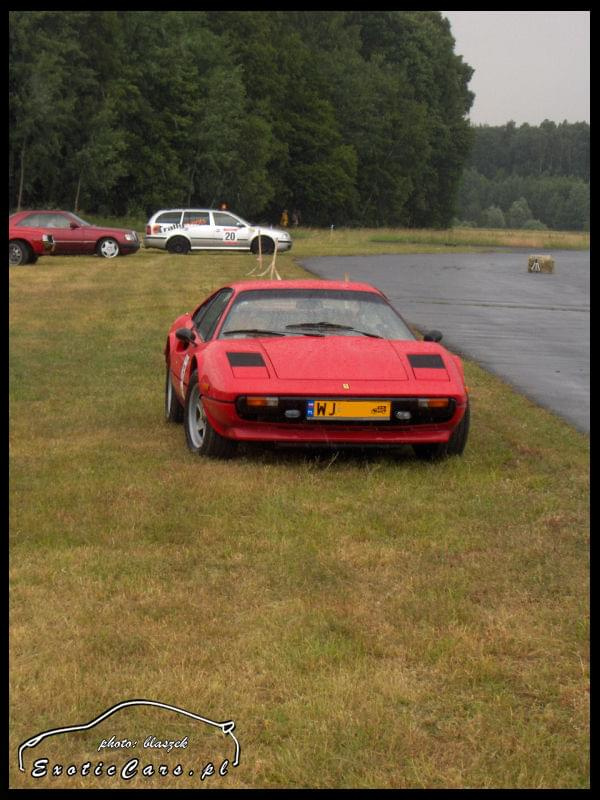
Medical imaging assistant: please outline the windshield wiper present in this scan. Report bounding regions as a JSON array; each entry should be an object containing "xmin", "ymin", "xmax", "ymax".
[
  {"xmin": 285, "ymin": 322, "xmax": 383, "ymax": 338},
  {"xmin": 222, "ymin": 328, "xmax": 286, "ymax": 337}
]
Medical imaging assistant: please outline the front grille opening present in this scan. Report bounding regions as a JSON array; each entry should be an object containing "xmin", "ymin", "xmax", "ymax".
[{"xmin": 236, "ymin": 397, "xmax": 456, "ymax": 424}]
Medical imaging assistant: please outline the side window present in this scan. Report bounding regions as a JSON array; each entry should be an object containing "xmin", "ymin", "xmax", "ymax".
[
  {"xmin": 17, "ymin": 214, "xmax": 42, "ymax": 227},
  {"xmin": 183, "ymin": 211, "xmax": 209, "ymax": 226},
  {"xmin": 44, "ymin": 214, "xmax": 71, "ymax": 228},
  {"xmin": 156, "ymin": 212, "xmax": 182, "ymax": 226},
  {"xmin": 193, "ymin": 290, "xmax": 233, "ymax": 341},
  {"xmin": 213, "ymin": 212, "xmax": 243, "ymax": 227}
]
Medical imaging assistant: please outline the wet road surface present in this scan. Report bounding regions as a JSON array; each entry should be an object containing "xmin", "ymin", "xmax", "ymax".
[{"xmin": 300, "ymin": 250, "xmax": 589, "ymax": 433}]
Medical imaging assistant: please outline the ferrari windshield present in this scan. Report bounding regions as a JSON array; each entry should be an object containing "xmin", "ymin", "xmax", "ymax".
[{"xmin": 218, "ymin": 289, "xmax": 416, "ymax": 340}]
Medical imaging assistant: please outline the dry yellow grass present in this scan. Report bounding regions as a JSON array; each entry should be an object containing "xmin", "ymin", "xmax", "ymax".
[{"xmin": 291, "ymin": 226, "xmax": 588, "ymax": 257}]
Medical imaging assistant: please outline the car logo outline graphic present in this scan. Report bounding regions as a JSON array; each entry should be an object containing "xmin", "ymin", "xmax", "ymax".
[{"xmin": 18, "ymin": 699, "xmax": 240, "ymax": 773}]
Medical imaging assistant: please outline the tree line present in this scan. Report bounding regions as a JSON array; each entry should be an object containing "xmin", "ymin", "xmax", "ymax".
[
  {"xmin": 9, "ymin": 10, "xmax": 474, "ymax": 227},
  {"xmin": 10, "ymin": 12, "xmax": 589, "ymax": 231},
  {"xmin": 455, "ymin": 121, "xmax": 589, "ymax": 231}
]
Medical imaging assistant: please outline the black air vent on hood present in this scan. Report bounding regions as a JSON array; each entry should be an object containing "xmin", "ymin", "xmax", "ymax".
[
  {"xmin": 408, "ymin": 354, "xmax": 445, "ymax": 369},
  {"xmin": 227, "ymin": 352, "xmax": 266, "ymax": 367}
]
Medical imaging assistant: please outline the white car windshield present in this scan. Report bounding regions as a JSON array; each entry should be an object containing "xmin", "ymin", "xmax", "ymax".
[{"xmin": 218, "ymin": 289, "xmax": 416, "ymax": 340}]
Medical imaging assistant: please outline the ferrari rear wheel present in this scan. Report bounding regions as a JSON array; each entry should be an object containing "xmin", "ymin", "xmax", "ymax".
[
  {"xmin": 184, "ymin": 371, "xmax": 237, "ymax": 458},
  {"xmin": 165, "ymin": 363, "xmax": 184, "ymax": 423}
]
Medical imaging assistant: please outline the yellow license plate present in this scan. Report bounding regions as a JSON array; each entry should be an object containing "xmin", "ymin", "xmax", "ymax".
[{"xmin": 306, "ymin": 399, "xmax": 391, "ymax": 420}]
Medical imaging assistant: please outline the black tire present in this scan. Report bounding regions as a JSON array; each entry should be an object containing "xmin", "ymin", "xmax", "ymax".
[
  {"xmin": 446, "ymin": 400, "xmax": 470, "ymax": 456},
  {"xmin": 165, "ymin": 363, "xmax": 184, "ymax": 423},
  {"xmin": 167, "ymin": 236, "xmax": 191, "ymax": 255},
  {"xmin": 413, "ymin": 401, "xmax": 470, "ymax": 461},
  {"xmin": 9, "ymin": 240, "xmax": 31, "ymax": 266},
  {"xmin": 184, "ymin": 370, "xmax": 237, "ymax": 458},
  {"xmin": 250, "ymin": 236, "xmax": 275, "ymax": 255},
  {"xmin": 97, "ymin": 237, "xmax": 120, "ymax": 258}
]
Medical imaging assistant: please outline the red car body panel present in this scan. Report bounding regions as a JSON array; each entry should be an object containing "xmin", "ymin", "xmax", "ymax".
[
  {"xmin": 8, "ymin": 222, "xmax": 54, "ymax": 258},
  {"xmin": 165, "ymin": 280, "xmax": 469, "ymax": 450},
  {"xmin": 9, "ymin": 210, "xmax": 140, "ymax": 258}
]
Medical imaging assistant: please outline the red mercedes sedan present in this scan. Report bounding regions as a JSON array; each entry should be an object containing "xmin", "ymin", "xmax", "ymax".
[
  {"xmin": 164, "ymin": 280, "xmax": 470, "ymax": 460},
  {"xmin": 9, "ymin": 210, "xmax": 140, "ymax": 265}
]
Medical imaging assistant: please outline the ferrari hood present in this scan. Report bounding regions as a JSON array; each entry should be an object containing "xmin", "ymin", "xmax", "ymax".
[{"xmin": 259, "ymin": 337, "xmax": 410, "ymax": 381}]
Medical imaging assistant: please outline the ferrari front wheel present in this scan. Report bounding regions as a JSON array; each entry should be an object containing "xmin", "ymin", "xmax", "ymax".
[
  {"xmin": 413, "ymin": 401, "xmax": 470, "ymax": 461},
  {"xmin": 446, "ymin": 401, "xmax": 470, "ymax": 456},
  {"xmin": 184, "ymin": 371, "xmax": 237, "ymax": 458}
]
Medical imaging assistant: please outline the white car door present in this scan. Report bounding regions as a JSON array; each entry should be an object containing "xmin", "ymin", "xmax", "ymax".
[
  {"xmin": 210, "ymin": 211, "xmax": 251, "ymax": 250},
  {"xmin": 182, "ymin": 211, "xmax": 214, "ymax": 248}
]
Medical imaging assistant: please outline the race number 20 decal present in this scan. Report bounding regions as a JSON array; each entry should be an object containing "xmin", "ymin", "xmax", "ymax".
[{"xmin": 223, "ymin": 229, "xmax": 238, "ymax": 244}]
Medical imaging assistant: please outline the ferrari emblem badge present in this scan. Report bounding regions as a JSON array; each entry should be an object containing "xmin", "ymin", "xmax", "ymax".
[{"xmin": 343, "ymin": 383, "xmax": 350, "ymax": 390}]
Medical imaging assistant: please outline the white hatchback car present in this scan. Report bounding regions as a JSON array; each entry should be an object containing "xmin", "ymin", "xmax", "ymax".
[{"xmin": 144, "ymin": 209, "xmax": 292, "ymax": 255}]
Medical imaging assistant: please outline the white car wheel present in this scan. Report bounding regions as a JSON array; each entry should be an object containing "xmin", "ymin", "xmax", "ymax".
[{"xmin": 97, "ymin": 238, "xmax": 120, "ymax": 258}]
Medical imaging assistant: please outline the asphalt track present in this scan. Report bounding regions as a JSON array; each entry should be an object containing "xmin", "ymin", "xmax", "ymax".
[{"xmin": 300, "ymin": 250, "xmax": 590, "ymax": 433}]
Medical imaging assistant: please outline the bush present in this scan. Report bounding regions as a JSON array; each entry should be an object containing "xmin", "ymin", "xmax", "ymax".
[
  {"xmin": 522, "ymin": 218, "xmax": 548, "ymax": 230},
  {"xmin": 479, "ymin": 206, "xmax": 506, "ymax": 228},
  {"xmin": 451, "ymin": 218, "xmax": 476, "ymax": 228},
  {"xmin": 507, "ymin": 197, "xmax": 533, "ymax": 228}
]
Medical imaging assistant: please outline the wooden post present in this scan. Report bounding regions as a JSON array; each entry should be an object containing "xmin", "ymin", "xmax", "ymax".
[{"xmin": 247, "ymin": 230, "xmax": 262, "ymax": 275}]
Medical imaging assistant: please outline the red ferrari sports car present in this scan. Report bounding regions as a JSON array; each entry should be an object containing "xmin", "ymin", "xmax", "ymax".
[
  {"xmin": 9, "ymin": 210, "xmax": 140, "ymax": 265},
  {"xmin": 164, "ymin": 280, "xmax": 470, "ymax": 460}
]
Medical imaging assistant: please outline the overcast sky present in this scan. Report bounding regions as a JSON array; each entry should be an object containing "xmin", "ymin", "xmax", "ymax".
[{"xmin": 442, "ymin": 11, "xmax": 590, "ymax": 127}]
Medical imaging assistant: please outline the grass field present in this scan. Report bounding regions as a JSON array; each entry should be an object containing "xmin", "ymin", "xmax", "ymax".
[
  {"xmin": 9, "ymin": 235, "xmax": 589, "ymax": 788},
  {"xmin": 87, "ymin": 216, "xmax": 590, "ymax": 257}
]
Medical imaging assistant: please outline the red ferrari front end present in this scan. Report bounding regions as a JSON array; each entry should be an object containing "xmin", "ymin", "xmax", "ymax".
[{"xmin": 197, "ymin": 337, "xmax": 468, "ymax": 448}]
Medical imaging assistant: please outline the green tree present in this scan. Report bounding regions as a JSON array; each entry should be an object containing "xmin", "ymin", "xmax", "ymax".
[
  {"xmin": 479, "ymin": 206, "xmax": 506, "ymax": 228},
  {"xmin": 507, "ymin": 197, "xmax": 533, "ymax": 229},
  {"xmin": 9, "ymin": 11, "xmax": 78, "ymax": 209},
  {"xmin": 352, "ymin": 11, "xmax": 474, "ymax": 226},
  {"xmin": 10, "ymin": 10, "xmax": 477, "ymax": 226}
]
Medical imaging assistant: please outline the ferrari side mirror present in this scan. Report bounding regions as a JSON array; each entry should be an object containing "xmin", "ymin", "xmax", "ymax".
[
  {"xmin": 175, "ymin": 327, "xmax": 196, "ymax": 345},
  {"xmin": 423, "ymin": 330, "xmax": 443, "ymax": 342}
]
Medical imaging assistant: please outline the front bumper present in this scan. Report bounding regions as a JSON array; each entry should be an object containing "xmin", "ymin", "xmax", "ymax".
[
  {"xmin": 203, "ymin": 396, "xmax": 465, "ymax": 445},
  {"xmin": 120, "ymin": 241, "xmax": 141, "ymax": 255}
]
